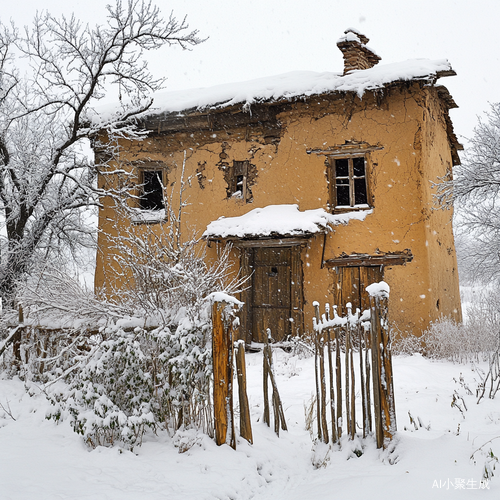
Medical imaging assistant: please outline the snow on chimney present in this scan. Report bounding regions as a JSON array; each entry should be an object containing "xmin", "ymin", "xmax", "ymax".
[{"xmin": 337, "ymin": 29, "xmax": 381, "ymax": 75}]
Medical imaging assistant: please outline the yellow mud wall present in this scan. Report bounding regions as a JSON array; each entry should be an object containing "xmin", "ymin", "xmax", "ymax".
[
  {"xmin": 290, "ymin": 86, "xmax": 454, "ymax": 337},
  {"xmin": 419, "ymin": 88, "xmax": 462, "ymax": 325},
  {"xmin": 95, "ymin": 82, "xmax": 461, "ymax": 337}
]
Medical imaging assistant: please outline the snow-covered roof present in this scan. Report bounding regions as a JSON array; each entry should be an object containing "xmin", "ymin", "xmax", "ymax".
[
  {"xmin": 91, "ymin": 59, "xmax": 454, "ymax": 126},
  {"xmin": 203, "ymin": 204, "xmax": 372, "ymax": 240}
]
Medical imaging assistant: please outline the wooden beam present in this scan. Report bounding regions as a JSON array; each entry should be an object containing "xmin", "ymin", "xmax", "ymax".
[
  {"xmin": 323, "ymin": 253, "xmax": 413, "ymax": 268},
  {"xmin": 307, "ymin": 143, "xmax": 384, "ymax": 157},
  {"xmin": 229, "ymin": 237, "xmax": 311, "ymax": 248}
]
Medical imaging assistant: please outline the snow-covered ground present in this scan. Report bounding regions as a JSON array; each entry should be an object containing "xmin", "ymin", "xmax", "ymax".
[{"xmin": 1, "ymin": 350, "xmax": 499, "ymax": 499}]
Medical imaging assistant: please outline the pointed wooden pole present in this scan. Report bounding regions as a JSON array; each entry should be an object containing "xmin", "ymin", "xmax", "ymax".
[
  {"xmin": 212, "ymin": 301, "xmax": 236, "ymax": 449},
  {"xmin": 235, "ymin": 341, "xmax": 253, "ymax": 444}
]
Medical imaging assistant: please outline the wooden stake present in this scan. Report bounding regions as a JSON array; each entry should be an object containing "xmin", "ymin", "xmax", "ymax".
[
  {"xmin": 359, "ymin": 325, "xmax": 367, "ymax": 438},
  {"xmin": 263, "ymin": 332, "xmax": 287, "ymax": 434},
  {"xmin": 377, "ymin": 296, "xmax": 397, "ymax": 447},
  {"xmin": 235, "ymin": 341, "xmax": 253, "ymax": 444},
  {"xmin": 350, "ymin": 339, "xmax": 356, "ymax": 439},
  {"xmin": 345, "ymin": 319, "xmax": 351, "ymax": 440},
  {"xmin": 314, "ymin": 324, "xmax": 323, "ymax": 442},
  {"xmin": 335, "ymin": 328, "xmax": 342, "ymax": 439},
  {"xmin": 370, "ymin": 296, "xmax": 383, "ymax": 448},
  {"xmin": 212, "ymin": 302, "xmax": 236, "ymax": 449},
  {"xmin": 365, "ymin": 326, "xmax": 372, "ymax": 433},
  {"xmin": 263, "ymin": 339, "xmax": 270, "ymax": 427},
  {"xmin": 314, "ymin": 303, "xmax": 329, "ymax": 443},
  {"xmin": 327, "ymin": 328, "xmax": 337, "ymax": 443}
]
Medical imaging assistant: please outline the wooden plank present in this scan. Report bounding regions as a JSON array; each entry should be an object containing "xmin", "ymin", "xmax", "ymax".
[
  {"xmin": 340, "ymin": 267, "xmax": 361, "ymax": 315},
  {"xmin": 239, "ymin": 248, "xmax": 253, "ymax": 344},
  {"xmin": 360, "ymin": 266, "xmax": 383, "ymax": 313},
  {"xmin": 290, "ymin": 245, "xmax": 304, "ymax": 337},
  {"xmin": 331, "ymin": 268, "xmax": 343, "ymax": 316},
  {"xmin": 212, "ymin": 302, "xmax": 236, "ymax": 449},
  {"xmin": 307, "ymin": 144, "xmax": 384, "ymax": 156},
  {"xmin": 251, "ymin": 247, "xmax": 292, "ymax": 343},
  {"xmin": 229, "ymin": 237, "xmax": 309, "ymax": 248},
  {"xmin": 235, "ymin": 342, "xmax": 253, "ymax": 444},
  {"xmin": 324, "ymin": 253, "xmax": 412, "ymax": 268}
]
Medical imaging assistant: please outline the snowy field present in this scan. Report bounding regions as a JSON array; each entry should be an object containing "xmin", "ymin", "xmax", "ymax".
[{"xmin": 1, "ymin": 350, "xmax": 499, "ymax": 499}]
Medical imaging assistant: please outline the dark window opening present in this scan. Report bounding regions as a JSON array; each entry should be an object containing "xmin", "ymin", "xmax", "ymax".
[
  {"xmin": 236, "ymin": 174, "xmax": 244, "ymax": 192},
  {"xmin": 230, "ymin": 160, "xmax": 250, "ymax": 201},
  {"xmin": 140, "ymin": 170, "xmax": 164, "ymax": 210},
  {"xmin": 331, "ymin": 156, "xmax": 369, "ymax": 210}
]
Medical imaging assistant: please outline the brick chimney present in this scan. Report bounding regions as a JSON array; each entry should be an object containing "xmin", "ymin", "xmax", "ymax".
[{"xmin": 337, "ymin": 29, "xmax": 381, "ymax": 75}]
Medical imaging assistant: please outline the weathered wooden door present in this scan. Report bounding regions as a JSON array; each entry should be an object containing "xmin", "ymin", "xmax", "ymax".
[
  {"xmin": 252, "ymin": 247, "xmax": 292, "ymax": 343},
  {"xmin": 239, "ymin": 245, "xmax": 303, "ymax": 344},
  {"xmin": 331, "ymin": 266, "xmax": 383, "ymax": 315}
]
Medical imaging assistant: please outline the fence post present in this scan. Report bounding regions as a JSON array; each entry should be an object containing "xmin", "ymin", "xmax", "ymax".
[
  {"xmin": 212, "ymin": 301, "xmax": 236, "ymax": 449},
  {"xmin": 314, "ymin": 303, "xmax": 329, "ymax": 443},
  {"xmin": 368, "ymin": 282, "xmax": 396, "ymax": 449},
  {"xmin": 235, "ymin": 340, "xmax": 253, "ymax": 444}
]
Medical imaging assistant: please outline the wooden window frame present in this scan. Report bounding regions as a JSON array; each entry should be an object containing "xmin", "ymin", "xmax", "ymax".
[
  {"xmin": 138, "ymin": 168, "xmax": 167, "ymax": 211},
  {"xmin": 230, "ymin": 160, "xmax": 249, "ymax": 201},
  {"xmin": 328, "ymin": 155, "xmax": 371, "ymax": 213}
]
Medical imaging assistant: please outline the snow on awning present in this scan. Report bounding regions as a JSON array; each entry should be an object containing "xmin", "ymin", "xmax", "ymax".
[{"xmin": 203, "ymin": 204, "xmax": 372, "ymax": 240}]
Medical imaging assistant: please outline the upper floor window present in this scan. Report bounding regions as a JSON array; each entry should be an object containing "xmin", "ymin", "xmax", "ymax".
[
  {"xmin": 330, "ymin": 156, "xmax": 369, "ymax": 210},
  {"xmin": 229, "ymin": 160, "xmax": 253, "ymax": 202},
  {"xmin": 139, "ymin": 169, "xmax": 165, "ymax": 210}
]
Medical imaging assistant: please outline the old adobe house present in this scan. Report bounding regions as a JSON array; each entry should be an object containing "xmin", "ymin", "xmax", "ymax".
[{"xmin": 94, "ymin": 29, "xmax": 462, "ymax": 343}]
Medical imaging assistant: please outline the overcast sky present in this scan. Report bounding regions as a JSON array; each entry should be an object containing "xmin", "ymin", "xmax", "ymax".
[{"xmin": 2, "ymin": 0, "xmax": 500, "ymax": 142}]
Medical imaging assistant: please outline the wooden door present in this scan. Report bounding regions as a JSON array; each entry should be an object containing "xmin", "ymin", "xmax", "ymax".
[
  {"xmin": 251, "ymin": 247, "xmax": 292, "ymax": 343},
  {"xmin": 331, "ymin": 266, "xmax": 383, "ymax": 316}
]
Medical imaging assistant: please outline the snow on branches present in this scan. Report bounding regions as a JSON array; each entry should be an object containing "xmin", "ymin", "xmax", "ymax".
[{"xmin": 0, "ymin": 1, "xmax": 202, "ymax": 310}]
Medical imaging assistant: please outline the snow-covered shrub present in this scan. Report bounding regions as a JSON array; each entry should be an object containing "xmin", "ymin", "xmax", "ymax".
[
  {"xmin": 423, "ymin": 291, "xmax": 500, "ymax": 363},
  {"xmin": 46, "ymin": 316, "xmax": 213, "ymax": 449},
  {"xmin": 392, "ymin": 288, "xmax": 500, "ymax": 362},
  {"xmin": 15, "ymin": 217, "xmax": 244, "ymax": 449},
  {"xmin": 391, "ymin": 328, "xmax": 425, "ymax": 356}
]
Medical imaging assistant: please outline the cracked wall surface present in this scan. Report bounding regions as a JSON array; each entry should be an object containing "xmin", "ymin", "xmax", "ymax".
[{"xmin": 95, "ymin": 82, "xmax": 462, "ymax": 337}]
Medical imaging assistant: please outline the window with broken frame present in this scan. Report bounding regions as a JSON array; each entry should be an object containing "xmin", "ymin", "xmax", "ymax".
[
  {"xmin": 139, "ymin": 168, "xmax": 166, "ymax": 211},
  {"xmin": 229, "ymin": 160, "xmax": 251, "ymax": 201}
]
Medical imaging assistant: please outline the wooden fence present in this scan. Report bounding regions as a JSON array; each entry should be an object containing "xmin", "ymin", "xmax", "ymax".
[
  {"xmin": 212, "ymin": 303, "xmax": 286, "ymax": 449},
  {"xmin": 212, "ymin": 284, "xmax": 396, "ymax": 450},
  {"xmin": 312, "ymin": 283, "xmax": 396, "ymax": 449}
]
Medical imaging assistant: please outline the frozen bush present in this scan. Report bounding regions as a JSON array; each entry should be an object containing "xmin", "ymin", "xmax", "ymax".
[{"xmin": 46, "ymin": 317, "xmax": 214, "ymax": 450}]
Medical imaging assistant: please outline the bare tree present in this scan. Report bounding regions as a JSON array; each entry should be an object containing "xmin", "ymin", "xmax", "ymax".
[
  {"xmin": 0, "ymin": 0, "xmax": 202, "ymax": 310},
  {"xmin": 437, "ymin": 102, "xmax": 500, "ymax": 282}
]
